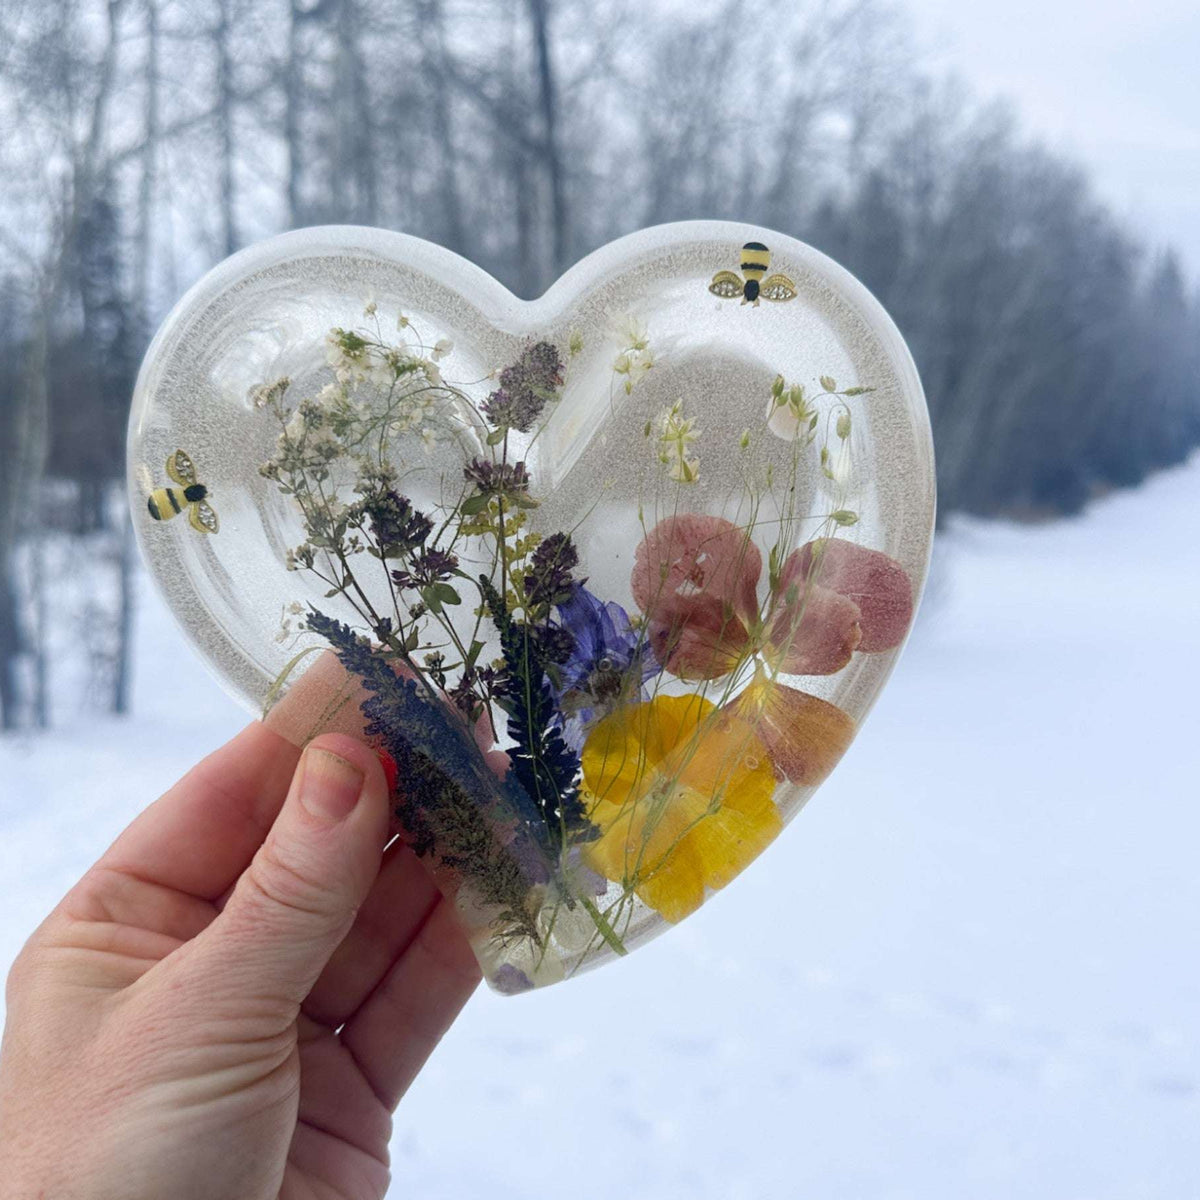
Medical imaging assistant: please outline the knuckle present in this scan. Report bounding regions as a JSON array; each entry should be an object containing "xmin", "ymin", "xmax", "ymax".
[
  {"xmin": 3, "ymin": 945, "xmax": 34, "ymax": 1005},
  {"xmin": 242, "ymin": 837, "xmax": 341, "ymax": 922},
  {"xmin": 3, "ymin": 927, "xmax": 54, "ymax": 1006}
]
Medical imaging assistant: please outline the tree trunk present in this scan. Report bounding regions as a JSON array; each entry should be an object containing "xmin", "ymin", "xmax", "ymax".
[
  {"xmin": 527, "ymin": 0, "xmax": 566, "ymax": 279},
  {"xmin": 215, "ymin": 0, "xmax": 238, "ymax": 256},
  {"xmin": 134, "ymin": 0, "xmax": 159, "ymax": 333},
  {"xmin": 285, "ymin": 0, "xmax": 304, "ymax": 225},
  {"xmin": 419, "ymin": 0, "xmax": 467, "ymax": 255},
  {"xmin": 112, "ymin": 506, "xmax": 136, "ymax": 715}
]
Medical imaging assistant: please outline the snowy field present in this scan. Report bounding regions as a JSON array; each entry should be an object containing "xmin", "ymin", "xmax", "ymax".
[{"xmin": 2, "ymin": 456, "xmax": 1199, "ymax": 1199}]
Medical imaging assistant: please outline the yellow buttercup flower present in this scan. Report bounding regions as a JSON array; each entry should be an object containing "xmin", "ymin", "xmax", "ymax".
[{"xmin": 580, "ymin": 693, "xmax": 781, "ymax": 923}]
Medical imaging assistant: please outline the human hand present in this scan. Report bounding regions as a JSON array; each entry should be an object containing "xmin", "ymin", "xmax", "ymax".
[{"xmin": 0, "ymin": 724, "xmax": 480, "ymax": 1200}]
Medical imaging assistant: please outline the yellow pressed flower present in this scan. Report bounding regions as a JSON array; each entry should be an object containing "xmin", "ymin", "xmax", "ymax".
[{"xmin": 580, "ymin": 693, "xmax": 781, "ymax": 923}]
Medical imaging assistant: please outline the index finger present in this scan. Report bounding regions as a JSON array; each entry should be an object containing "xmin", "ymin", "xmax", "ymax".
[
  {"xmin": 97, "ymin": 721, "xmax": 302, "ymax": 900},
  {"xmin": 98, "ymin": 650, "xmax": 391, "ymax": 901}
]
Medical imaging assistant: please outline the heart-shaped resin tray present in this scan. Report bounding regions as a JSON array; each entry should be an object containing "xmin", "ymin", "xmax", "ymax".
[{"xmin": 128, "ymin": 222, "xmax": 935, "ymax": 993}]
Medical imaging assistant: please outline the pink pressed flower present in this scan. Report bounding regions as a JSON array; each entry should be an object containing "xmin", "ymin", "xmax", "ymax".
[
  {"xmin": 645, "ymin": 592, "xmax": 754, "ymax": 680},
  {"xmin": 790, "ymin": 538, "xmax": 913, "ymax": 652},
  {"xmin": 631, "ymin": 514, "xmax": 762, "ymax": 622},
  {"xmin": 764, "ymin": 580, "xmax": 862, "ymax": 675},
  {"xmin": 632, "ymin": 514, "xmax": 764, "ymax": 680},
  {"xmin": 631, "ymin": 517, "xmax": 913, "ymax": 689}
]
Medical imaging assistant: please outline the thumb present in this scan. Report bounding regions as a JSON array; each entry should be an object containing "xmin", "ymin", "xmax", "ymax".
[{"xmin": 185, "ymin": 734, "xmax": 391, "ymax": 1013}]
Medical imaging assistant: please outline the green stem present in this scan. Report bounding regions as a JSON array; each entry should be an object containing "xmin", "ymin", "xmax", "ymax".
[{"xmin": 579, "ymin": 894, "xmax": 629, "ymax": 957}]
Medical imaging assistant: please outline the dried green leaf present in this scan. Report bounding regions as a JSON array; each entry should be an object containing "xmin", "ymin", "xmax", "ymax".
[{"xmin": 460, "ymin": 492, "xmax": 491, "ymax": 516}]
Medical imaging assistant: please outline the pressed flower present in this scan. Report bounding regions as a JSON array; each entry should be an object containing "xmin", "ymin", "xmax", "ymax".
[
  {"xmin": 631, "ymin": 516, "xmax": 911, "ymax": 680},
  {"xmin": 791, "ymin": 538, "xmax": 913, "ymax": 652},
  {"xmin": 727, "ymin": 667, "xmax": 855, "ymax": 786},
  {"xmin": 632, "ymin": 513, "xmax": 761, "ymax": 623},
  {"xmin": 581, "ymin": 693, "xmax": 781, "ymax": 922},
  {"xmin": 463, "ymin": 457, "xmax": 532, "ymax": 498},
  {"xmin": 551, "ymin": 584, "xmax": 658, "ymax": 748},
  {"xmin": 632, "ymin": 512, "xmax": 856, "ymax": 679},
  {"xmin": 612, "ymin": 315, "xmax": 654, "ymax": 393},
  {"xmin": 390, "ymin": 547, "xmax": 459, "ymax": 589},
  {"xmin": 643, "ymin": 592, "xmax": 754, "ymax": 680},
  {"xmin": 629, "ymin": 516, "xmax": 909, "ymax": 784},
  {"xmin": 482, "ymin": 341, "xmax": 564, "ymax": 431},
  {"xmin": 523, "ymin": 532, "xmax": 580, "ymax": 613},
  {"xmin": 765, "ymin": 380, "xmax": 816, "ymax": 442},
  {"xmin": 762, "ymin": 577, "xmax": 861, "ymax": 675},
  {"xmin": 365, "ymin": 490, "xmax": 434, "ymax": 557},
  {"xmin": 656, "ymin": 400, "xmax": 701, "ymax": 481}
]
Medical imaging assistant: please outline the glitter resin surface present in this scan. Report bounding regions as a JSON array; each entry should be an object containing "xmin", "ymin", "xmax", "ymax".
[{"xmin": 128, "ymin": 222, "xmax": 936, "ymax": 994}]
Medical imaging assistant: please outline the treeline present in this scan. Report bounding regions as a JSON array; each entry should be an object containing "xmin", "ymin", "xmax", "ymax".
[{"xmin": 0, "ymin": 0, "xmax": 1197, "ymax": 729}]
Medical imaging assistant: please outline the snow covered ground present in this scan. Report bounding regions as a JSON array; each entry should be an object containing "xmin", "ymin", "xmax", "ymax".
[{"xmin": 3, "ymin": 456, "xmax": 1199, "ymax": 1199}]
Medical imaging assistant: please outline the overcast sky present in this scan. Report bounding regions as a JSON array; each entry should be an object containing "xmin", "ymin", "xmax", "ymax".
[{"xmin": 902, "ymin": 0, "xmax": 1200, "ymax": 275}]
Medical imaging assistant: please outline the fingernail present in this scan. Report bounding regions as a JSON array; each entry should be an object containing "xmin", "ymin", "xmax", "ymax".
[{"xmin": 299, "ymin": 748, "xmax": 365, "ymax": 822}]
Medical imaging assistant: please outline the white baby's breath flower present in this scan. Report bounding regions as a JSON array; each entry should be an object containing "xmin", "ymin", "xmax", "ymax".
[
  {"xmin": 397, "ymin": 311, "xmax": 410, "ymax": 330},
  {"xmin": 616, "ymin": 313, "xmax": 649, "ymax": 352},
  {"xmin": 766, "ymin": 398, "xmax": 802, "ymax": 440},
  {"xmin": 422, "ymin": 359, "xmax": 443, "ymax": 387},
  {"xmin": 316, "ymin": 381, "xmax": 347, "ymax": 408},
  {"xmin": 431, "ymin": 337, "xmax": 453, "ymax": 361},
  {"xmin": 624, "ymin": 350, "xmax": 654, "ymax": 393},
  {"xmin": 363, "ymin": 294, "xmax": 377, "ymax": 317},
  {"xmin": 765, "ymin": 380, "xmax": 817, "ymax": 442},
  {"xmin": 670, "ymin": 459, "xmax": 699, "ymax": 483},
  {"xmin": 612, "ymin": 314, "xmax": 654, "ymax": 393},
  {"xmin": 820, "ymin": 438, "xmax": 857, "ymax": 499},
  {"xmin": 283, "ymin": 408, "xmax": 307, "ymax": 442},
  {"xmin": 657, "ymin": 399, "xmax": 700, "ymax": 484},
  {"xmin": 249, "ymin": 376, "xmax": 290, "ymax": 409}
]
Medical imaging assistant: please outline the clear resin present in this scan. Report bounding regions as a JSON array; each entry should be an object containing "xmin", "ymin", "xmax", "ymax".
[{"xmin": 128, "ymin": 222, "xmax": 936, "ymax": 993}]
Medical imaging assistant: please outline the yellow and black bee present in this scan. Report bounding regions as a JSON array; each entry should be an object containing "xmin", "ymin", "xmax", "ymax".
[
  {"xmin": 147, "ymin": 449, "xmax": 219, "ymax": 534},
  {"xmin": 709, "ymin": 241, "xmax": 798, "ymax": 306}
]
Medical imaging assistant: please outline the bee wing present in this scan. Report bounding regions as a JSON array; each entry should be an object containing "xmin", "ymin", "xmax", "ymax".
[
  {"xmin": 708, "ymin": 270, "xmax": 744, "ymax": 300},
  {"xmin": 189, "ymin": 500, "xmax": 219, "ymax": 535},
  {"xmin": 760, "ymin": 274, "xmax": 798, "ymax": 303},
  {"xmin": 167, "ymin": 449, "xmax": 198, "ymax": 486}
]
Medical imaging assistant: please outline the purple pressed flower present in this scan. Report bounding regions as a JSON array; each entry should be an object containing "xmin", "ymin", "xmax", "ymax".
[
  {"xmin": 490, "ymin": 963, "xmax": 535, "ymax": 995},
  {"xmin": 391, "ymin": 548, "xmax": 459, "ymax": 590},
  {"xmin": 365, "ymin": 490, "xmax": 433, "ymax": 557},
  {"xmin": 550, "ymin": 584, "xmax": 661, "ymax": 749},
  {"xmin": 523, "ymin": 532, "xmax": 581, "ymax": 613},
  {"xmin": 533, "ymin": 623, "xmax": 575, "ymax": 666},
  {"xmin": 481, "ymin": 341, "xmax": 565, "ymax": 432},
  {"xmin": 463, "ymin": 457, "xmax": 531, "ymax": 497}
]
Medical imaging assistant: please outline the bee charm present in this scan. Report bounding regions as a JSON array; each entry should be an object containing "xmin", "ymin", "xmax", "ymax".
[
  {"xmin": 148, "ymin": 449, "xmax": 219, "ymax": 534},
  {"xmin": 709, "ymin": 241, "xmax": 798, "ymax": 306}
]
